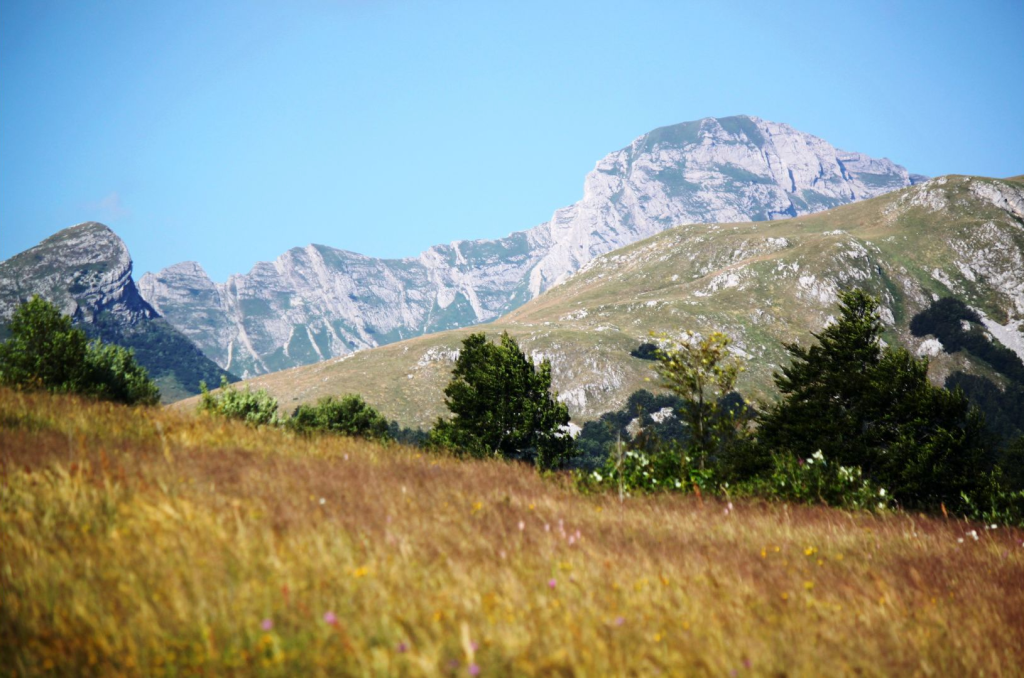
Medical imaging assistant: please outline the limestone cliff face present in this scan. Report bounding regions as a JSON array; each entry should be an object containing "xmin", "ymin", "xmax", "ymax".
[
  {"xmin": 0, "ymin": 222, "xmax": 156, "ymax": 324},
  {"xmin": 140, "ymin": 115, "xmax": 918, "ymax": 377},
  {"xmin": 0, "ymin": 222, "xmax": 235, "ymax": 401}
]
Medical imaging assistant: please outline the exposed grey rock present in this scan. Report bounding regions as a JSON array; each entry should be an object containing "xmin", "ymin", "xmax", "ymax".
[
  {"xmin": 0, "ymin": 223, "xmax": 235, "ymax": 401},
  {"xmin": 0, "ymin": 222, "xmax": 156, "ymax": 324},
  {"xmin": 140, "ymin": 115, "xmax": 918, "ymax": 377}
]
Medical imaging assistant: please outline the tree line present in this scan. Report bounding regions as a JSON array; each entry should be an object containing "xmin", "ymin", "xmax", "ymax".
[{"xmin": 3, "ymin": 292, "xmax": 1022, "ymax": 525}]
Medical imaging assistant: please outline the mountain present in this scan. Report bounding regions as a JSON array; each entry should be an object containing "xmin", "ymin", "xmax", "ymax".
[
  {"xmin": 0, "ymin": 222, "xmax": 236, "ymax": 402},
  {"xmin": 140, "ymin": 115, "xmax": 920, "ymax": 378},
  {"xmin": 178, "ymin": 175, "xmax": 1024, "ymax": 430}
]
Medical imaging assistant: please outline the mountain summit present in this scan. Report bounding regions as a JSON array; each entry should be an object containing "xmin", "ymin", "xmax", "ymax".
[
  {"xmin": 140, "ymin": 115, "xmax": 919, "ymax": 377},
  {"xmin": 0, "ymin": 223, "xmax": 235, "ymax": 401}
]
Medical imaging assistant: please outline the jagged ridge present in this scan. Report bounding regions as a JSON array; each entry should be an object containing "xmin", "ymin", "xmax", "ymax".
[
  {"xmin": 141, "ymin": 115, "xmax": 919, "ymax": 378},
  {"xmin": 0, "ymin": 223, "xmax": 237, "ymax": 402}
]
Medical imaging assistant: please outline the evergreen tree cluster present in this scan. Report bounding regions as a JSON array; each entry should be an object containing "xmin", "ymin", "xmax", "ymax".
[{"xmin": 0, "ymin": 296, "xmax": 159, "ymax": 406}]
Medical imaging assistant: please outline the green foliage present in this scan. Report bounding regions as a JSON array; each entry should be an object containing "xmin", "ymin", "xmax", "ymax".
[
  {"xmin": 86, "ymin": 313, "xmax": 237, "ymax": 400},
  {"xmin": 83, "ymin": 340, "xmax": 161, "ymax": 406},
  {"xmin": 757, "ymin": 289, "xmax": 990, "ymax": 512},
  {"xmin": 0, "ymin": 296, "xmax": 159, "ymax": 405},
  {"xmin": 733, "ymin": 450, "xmax": 888, "ymax": 512},
  {"xmin": 573, "ymin": 389, "xmax": 688, "ymax": 471},
  {"xmin": 651, "ymin": 330, "xmax": 747, "ymax": 471},
  {"xmin": 577, "ymin": 426, "xmax": 717, "ymax": 496},
  {"xmin": 430, "ymin": 332, "xmax": 575, "ymax": 470},
  {"xmin": 960, "ymin": 466, "xmax": 1024, "ymax": 528},
  {"xmin": 197, "ymin": 375, "xmax": 280, "ymax": 427},
  {"xmin": 288, "ymin": 395, "xmax": 392, "ymax": 442},
  {"xmin": 0, "ymin": 296, "xmax": 90, "ymax": 393}
]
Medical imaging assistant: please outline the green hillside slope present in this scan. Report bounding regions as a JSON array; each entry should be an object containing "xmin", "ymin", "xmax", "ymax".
[{"xmin": 182, "ymin": 175, "xmax": 1024, "ymax": 429}]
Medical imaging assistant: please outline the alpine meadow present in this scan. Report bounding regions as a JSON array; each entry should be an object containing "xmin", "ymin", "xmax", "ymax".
[{"xmin": 3, "ymin": 2, "xmax": 1024, "ymax": 676}]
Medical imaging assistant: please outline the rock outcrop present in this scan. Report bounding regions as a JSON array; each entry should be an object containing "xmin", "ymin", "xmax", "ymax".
[
  {"xmin": 140, "ymin": 115, "xmax": 920, "ymax": 377},
  {"xmin": 0, "ymin": 223, "xmax": 235, "ymax": 401}
]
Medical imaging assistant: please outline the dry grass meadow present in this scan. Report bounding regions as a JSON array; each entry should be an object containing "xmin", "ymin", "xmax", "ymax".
[{"xmin": 2, "ymin": 387, "xmax": 1023, "ymax": 676}]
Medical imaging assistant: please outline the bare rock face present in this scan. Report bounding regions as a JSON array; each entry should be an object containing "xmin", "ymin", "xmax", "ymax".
[
  {"xmin": 139, "ymin": 115, "xmax": 918, "ymax": 377},
  {"xmin": 0, "ymin": 223, "xmax": 235, "ymax": 401},
  {"xmin": 0, "ymin": 222, "xmax": 156, "ymax": 324}
]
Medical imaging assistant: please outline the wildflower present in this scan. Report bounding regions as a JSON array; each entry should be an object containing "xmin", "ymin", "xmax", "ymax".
[
  {"xmin": 957, "ymin": 537, "xmax": 964, "ymax": 544},
  {"xmin": 518, "ymin": 520, "xmax": 525, "ymax": 531},
  {"xmin": 968, "ymin": 530, "xmax": 979, "ymax": 541},
  {"xmin": 878, "ymin": 488, "xmax": 886, "ymax": 498},
  {"xmin": 614, "ymin": 616, "xmax": 625, "ymax": 626},
  {"xmin": 811, "ymin": 450, "xmax": 825, "ymax": 465},
  {"xmin": 319, "ymin": 497, "xmax": 326, "ymax": 505},
  {"xmin": 468, "ymin": 664, "xmax": 481, "ymax": 676},
  {"xmin": 592, "ymin": 471, "xmax": 603, "ymax": 482},
  {"xmin": 323, "ymin": 611, "xmax": 338, "ymax": 625},
  {"xmin": 548, "ymin": 578, "xmax": 557, "ymax": 589},
  {"xmin": 261, "ymin": 618, "xmax": 273, "ymax": 631},
  {"xmin": 397, "ymin": 642, "xmax": 408, "ymax": 653}
]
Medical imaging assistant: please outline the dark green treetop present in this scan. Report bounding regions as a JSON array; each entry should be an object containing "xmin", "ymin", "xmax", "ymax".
[
  {"xmin": 0, "ymin": 295, "xmax": 160, "ymax": 406},
  {"xmin": 289, "ymin": 394, "xmax": 392, "ymax": 442},
  {"xmin": 757, "ymin": 289, "xmax": 989, "ymax": 511},
  {"xmin": 430, "ymin": 332, "xmax": 575, "ymax": 470}
]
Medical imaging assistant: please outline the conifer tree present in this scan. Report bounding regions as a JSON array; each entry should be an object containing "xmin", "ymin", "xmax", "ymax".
[
  {"xmin": 757, "ymin": 289, "xmax": 989, "ymax": 511},
  {"xmin": 430, "ymin": 332, "xmax": 574, "ymax": 469}
]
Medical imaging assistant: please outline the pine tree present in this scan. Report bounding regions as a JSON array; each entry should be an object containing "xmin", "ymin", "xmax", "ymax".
[
  {"xmin": 757, "ymin": 289, "xmax": 989, "ymax": 511},
  {"xmin": 430, "ymin": 332, "xmax": 574, "ymax": 469}
]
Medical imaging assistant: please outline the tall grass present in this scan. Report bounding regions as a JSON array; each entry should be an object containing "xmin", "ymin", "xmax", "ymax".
[{"xmin": 2, "ymin": 388, "xmax": 1022, "ymax": 676}]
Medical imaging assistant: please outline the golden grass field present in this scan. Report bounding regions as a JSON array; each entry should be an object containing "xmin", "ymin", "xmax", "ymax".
[{"xmin": 2, "ymin": 387, "xmax": 1023, "ymax": 676}]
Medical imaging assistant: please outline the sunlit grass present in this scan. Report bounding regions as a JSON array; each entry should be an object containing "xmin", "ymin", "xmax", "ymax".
[{"xmin": 2, "ymin": 388, "xmax": 1022, "ymax": 676}]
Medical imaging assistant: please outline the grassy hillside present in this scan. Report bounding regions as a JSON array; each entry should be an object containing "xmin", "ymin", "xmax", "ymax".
[
  {"xmin": 2, "ymin": 389, "xmax": 1023, "ymax": 675},
  {"xmin": 183, "ymin": 175, "xmax": 1024, "ymax": 429}
]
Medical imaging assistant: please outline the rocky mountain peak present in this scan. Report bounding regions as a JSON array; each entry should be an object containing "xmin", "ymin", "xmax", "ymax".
[
  {"xmin": 0, "ymin": 221, "xmax": 156, "ymax": 324},
  {"xmin": 139, "ymin": 115, "xmax": 919, "ymax": 377}
]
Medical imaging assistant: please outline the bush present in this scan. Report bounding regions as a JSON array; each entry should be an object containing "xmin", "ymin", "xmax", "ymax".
[
  {"xmin": 733, "ymin": 450, "xmax": 888, "ymax": 511},
  {"xmin": 288, "ymin": 395, "xmax": 392, "ymax": 442},
  {"xmin": 197, "ymin": 375, "xmax": 280, "ymax": 426},
  {"xmin": 577, "ymin": 426, "xmax": 715, "ymax": 495},
  {"xmin": 83, "ymin": 340, "xmax": 161, "ymax": 406},
  {"xmin": 0, "ymin": 296, "xmax": 159, "ymax": 405}
]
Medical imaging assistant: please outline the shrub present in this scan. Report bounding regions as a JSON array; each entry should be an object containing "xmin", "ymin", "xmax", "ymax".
[
  {"xmin": 83, "ymin": 340, "xmax": 161, "ymax": 406},
  {"xmin": 288, "ymin": 395, "xmax": 392, "ymax": 442},
  {"xmin": 197, "ymin": 375, "xmax": 280, "ymax": 426},
  {"xmin": 733, "ymin": 450, "xmax": 888, "ymax": 511},
  {"xmin": 0, "ymin": 296, "xmax": 159, "ymax": 405},
  {"xmin": 577, "ymin": 425, "xmax": 715, "ymax": 495}
]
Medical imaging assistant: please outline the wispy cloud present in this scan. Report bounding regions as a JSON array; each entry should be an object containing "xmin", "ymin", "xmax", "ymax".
[{"xmin": 86, "ymin": 191, "xmax": 130, "ymax": 221}]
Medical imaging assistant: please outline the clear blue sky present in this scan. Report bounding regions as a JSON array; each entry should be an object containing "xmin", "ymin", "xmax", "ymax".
[{"xmin": 2, "ymin": 0, "xmax": 1022, "ymax": 281}]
